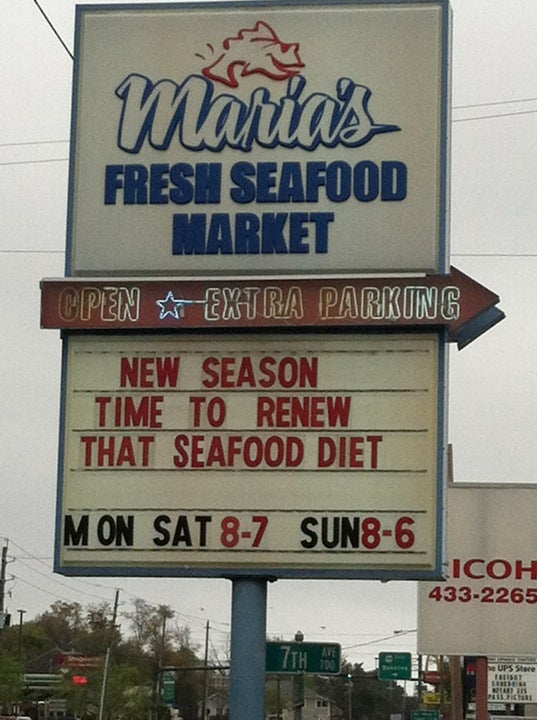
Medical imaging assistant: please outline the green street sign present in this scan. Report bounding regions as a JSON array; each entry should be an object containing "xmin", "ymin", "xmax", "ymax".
[
  {"xmin": 412, "ymin": 711, "xmax": 440, "ymax": 720},
  {"xmin": 266, "ymin": 642, "xmax": 341, "ymax": 675},
  {"xmin": 161, "ymin": 670, "xmax": 176, "ymax": 704},
  {"xmin": 378, "ymin": 652, "xmax": 412, "ymax": 680}
]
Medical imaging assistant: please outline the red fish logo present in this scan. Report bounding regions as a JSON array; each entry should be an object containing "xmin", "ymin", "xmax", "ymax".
[{"xmin": 199, "ymin": 21, "xmax": 304, "ymax": 88}]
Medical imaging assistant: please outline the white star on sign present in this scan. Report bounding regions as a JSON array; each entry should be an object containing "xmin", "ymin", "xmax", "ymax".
[{"xmin": 156, "ymin": 291, "xmax": 184, "ymax": 320}]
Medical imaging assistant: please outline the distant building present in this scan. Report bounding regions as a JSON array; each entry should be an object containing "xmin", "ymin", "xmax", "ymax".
[
  {"xmin": 200, "ymin": 682, "xmax": 341, "ymax": 719},
  {"xmin": 201, "ymin": 691, "xmax": 228, "ymax": 718},
  {"xmin": 25, "ymin": 648, "xmax": 68, "ymax": 674},
  {"xmin": 267, "ymin": 688, "xmax": 342, "ymax": 720}
]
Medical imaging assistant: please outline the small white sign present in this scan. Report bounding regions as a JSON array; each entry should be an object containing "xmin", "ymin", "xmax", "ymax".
[
  {"xmin": 56, "ymin": 332, "xmax": 444, "ymax": 577},
  {"xmin": 488, "ymin": 658, "xmax": 537, "ymax": 704}
]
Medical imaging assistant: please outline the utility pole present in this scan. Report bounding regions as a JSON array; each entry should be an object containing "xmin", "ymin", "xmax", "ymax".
[
  {"xmin": 98, "ymin": 589, "xmax": 120, "ymax": 720},
  {"xmin": 293, "ymin": 631, "xmax": 305, "ymax": 720},
  {"xmin": 201, "ymin": 620, "xmax": 210, "ymax": 720},
  {"xmin": 0, "ymin": 543, "xmax": 9, "ymax": 632},
  {"xmin": 0, "ymin": 544, "xmax": 7, "ymax": 613},
  {"xmin": 157, "ymin": 609, "xmax": 169, "ymax": 709},
  {"xmin": 17, "ymin": 609, "xmax": 26, "ymax": 655}
]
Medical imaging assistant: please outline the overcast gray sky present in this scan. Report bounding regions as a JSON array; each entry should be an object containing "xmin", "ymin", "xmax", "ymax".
[{"xmin": 1, "ymin": 0, "xmax": 536, "ymax": 668}]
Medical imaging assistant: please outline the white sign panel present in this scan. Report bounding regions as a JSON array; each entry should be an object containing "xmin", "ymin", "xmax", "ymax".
[
  {"xmin": 418, "ymin": 485, "xmax": 537, "ymax": 656},
  {"xmin": 55, "ymin": 333, "xmax": 444, "ymax": 577},
  {"xmin": 488, "ymin": 658, "xmax": 537, "ymax": 703},
  {"xmin": 67, "ymin": 1, "xmax": 450, "ymax": 276}
]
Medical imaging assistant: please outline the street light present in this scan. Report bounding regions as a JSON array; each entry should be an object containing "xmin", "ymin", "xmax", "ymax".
[
  {"xmin": 17, "ymin": 609, "xmax": 26, "ymax": 656},
  {"xmin": 347, "ymin": 673, "xmax": 353, "ymax": 720},
  {"xmin": 293, "ymin": 631, "xmax": 304, "ymax": 720}
]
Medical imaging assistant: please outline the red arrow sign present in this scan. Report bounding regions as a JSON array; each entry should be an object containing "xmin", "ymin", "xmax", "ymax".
[{"xmin": 40, "ymin": 266, "xmax": 503, "ymax": 346}]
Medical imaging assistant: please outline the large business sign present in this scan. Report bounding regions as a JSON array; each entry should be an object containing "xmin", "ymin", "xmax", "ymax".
[
  {"xmin": 55, "ymin": 332, "xmax": 445, "ymax": 578},
  {"xmin": 67, "ymin": 1, "xmax": 450, "ymax": 276},
  {"xmin": 418, "ymin": 484, "xmax": 537, "ymax": 656}
]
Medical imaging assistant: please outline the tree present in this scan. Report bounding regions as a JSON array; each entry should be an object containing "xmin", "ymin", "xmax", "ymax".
[
  {"xmin": 34, "ymin": 601, "xmax": 84, "ymax": 650},
  {"xmin": 122, "ymin": 599, "xmax": 154, "ymax": 651},
  {"xmin": 122, "ymin": 599, "xmax": 174, "ymax": 656},
  {"xmin": 83, "ymin": 602, "xmax": 116, "ymax": 654},
  {"xmin": 0, "ymin": 651, "xmax": 24, "ymax": 712},
  {"xmin": 8, "ymin": 597, "xmax": 207, "ymax": 720},
  {"xmin": 106, "ymin": 663, "xmax": 152, "ymax": 720},
  {"xmin": 60, "ymin": 662, "xmax": 151, "ymax": 720},
  {"xmin": 0, "ymin": 619, "xmax": 48, "ymax": 661},
  {"xmin": 166, "ymin": 645, "xmax": 206, "ymax": 720}
]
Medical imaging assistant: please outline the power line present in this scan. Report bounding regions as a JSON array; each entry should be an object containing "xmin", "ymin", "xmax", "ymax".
[
  {"xmin": 0, "ymin": 158, "xmax": 68, "ymax": 167},
  {"xmin": 8, "ymin": 539, "xmax": 118, "ymax": 602},
  {"xmin": 454, "ymin": 96, "xmax": 537, "ymax": 110},
  {"xmin": 31, "ymin": 0, "xmax": 73, "ymax": 60},
  {"xmin": 452, "ymin": 252, "xmax": 537, "ymax": 258},
  {"xmin": 6, "ymin": 537, "xmax": 231, "ymax": 639},
  {"xmin": 13, "ymin": 559, "xmax": 113, "ymax": 604},
  {"xmin": 343, "ymin": 629, "xmax": 416, "ymax": 651},
  {"xmin": 12, "ymin": 574, "xmax": 84, "ymax": 606},
  {"xmin": 453, "ymin": 107, "xmax": 537, "ymax": 123},
  {"xmin": 452, "ymin": 96, "xmax": 537, "ymax": 122},
  {"xmin": 0, "ymin": 140, "xmax": 68, "ymax": 148},
  {"xmin": 0, "ymin": 249, "xmax": 64, "ymax": 254}
]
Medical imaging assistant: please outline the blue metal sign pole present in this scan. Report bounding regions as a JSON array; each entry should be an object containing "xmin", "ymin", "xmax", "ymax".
[{"xmin": 229, "ymin": 578, "xmax": 268, "ymax": 720}]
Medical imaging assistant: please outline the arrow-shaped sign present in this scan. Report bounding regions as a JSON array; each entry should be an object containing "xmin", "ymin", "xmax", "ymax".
[
  {"xmin": 40, "ymin": 266, "xmax": 504, "ymax": 347},
  {"xmin": 443, "ymin": 267, "xmax": 505, "ymax": 347}
]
